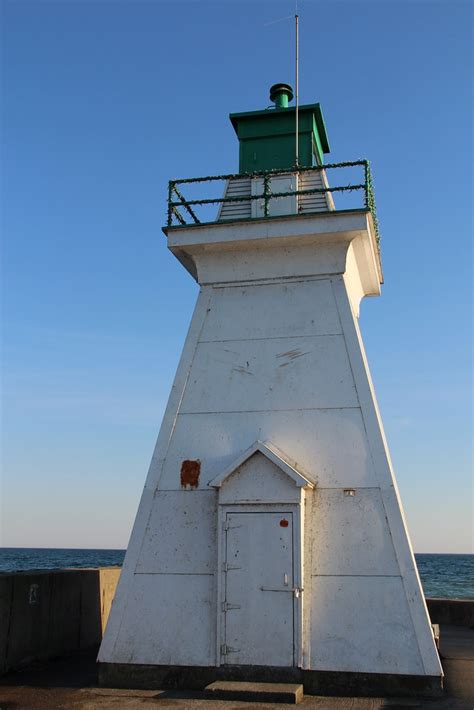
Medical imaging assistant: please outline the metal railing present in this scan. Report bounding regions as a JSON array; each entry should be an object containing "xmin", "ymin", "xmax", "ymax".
[{"xmin": 167, "ymin": 160, "xmax": 379, "ymax": 244}]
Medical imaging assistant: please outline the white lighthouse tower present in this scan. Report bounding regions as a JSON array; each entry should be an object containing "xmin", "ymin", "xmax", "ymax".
[{"xmin": 99, "ymin": 85, "xmax": 443, "ymax": 696}]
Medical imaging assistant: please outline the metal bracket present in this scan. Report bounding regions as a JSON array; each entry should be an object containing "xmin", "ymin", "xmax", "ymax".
[
  {"xmin": 223, "ymin": 563, "xmax": 241, "ymax": 572},
  {"xmin": 222, "ymin": 601, "xmax": 241, "ymax": 612},
  {"xmin": 221, "ymin": 643, "xmax": 240, "ymax": 656}
]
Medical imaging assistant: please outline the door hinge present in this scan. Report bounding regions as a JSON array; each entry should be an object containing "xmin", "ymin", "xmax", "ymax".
[
  {"xmin": 224, "ymin": 521, "xmax": 242, "ymax": 531},
  {"xmin": 221, "ymin": 643, "xmax": 239, "ymax": 656},
  {"xmin": 223, "ymin": 563, "xmax": 241, "ymax": 572},
  {"xmin": 222, "ymin": 601, "xmax": 241, "ymax": 612}
]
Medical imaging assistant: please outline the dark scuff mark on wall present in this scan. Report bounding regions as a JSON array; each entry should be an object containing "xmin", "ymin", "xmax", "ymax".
[{"xmin": 180, "ymin": 459, "xmax": 201, "ymax": 489}]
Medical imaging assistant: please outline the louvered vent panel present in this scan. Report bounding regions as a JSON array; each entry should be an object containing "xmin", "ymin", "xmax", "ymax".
[
  {"xmin": 218, "ymin": 178, "xmax": 252, "ymax": 220},
  {"xmin": 299, "ymin": 170, "xmax": 334, "ymax": 213},
  {"xmin": 217, "ymin": 172, "xmax": 334, "ymax": 222}
]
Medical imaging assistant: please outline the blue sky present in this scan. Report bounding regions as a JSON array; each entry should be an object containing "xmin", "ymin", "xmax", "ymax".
[{"xmin": 1, "ymin": 0, "xmax": 472, "ymax": 552}]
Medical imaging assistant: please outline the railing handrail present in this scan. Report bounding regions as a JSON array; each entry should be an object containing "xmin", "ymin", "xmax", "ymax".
[
  {"xmin": 169, "ymin": 184, "xmax": 366, "ymax": 208},
  {"xmin": 170, "ymin": 160, "xmax": 368, "ymax": 187}
]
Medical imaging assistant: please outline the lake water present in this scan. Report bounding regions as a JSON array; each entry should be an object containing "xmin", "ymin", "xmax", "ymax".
[{"xmin": 0, "ymin": 548, "xmax": 472, "ymax": 599}]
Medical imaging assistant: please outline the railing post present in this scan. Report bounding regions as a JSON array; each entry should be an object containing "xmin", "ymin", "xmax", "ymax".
[
  {"xmin": 296, "ymin": 167, "xmax": 300, "ymax": 214},
  {"xmin": 363, "ymin": 161, "xmax": 370, "ymax": 210},
  {"xmin": 167, "ymin": 181, "xmax": 175, "ymax": 227},
  {"xmin": 363, "ymin": 160, "xmax": 380, "ymax": 246},
  {"xmin": 173, "ymin": 184, "xmax": 200, "ymax": 225},
  {"xmin": 263, "ymin": 173, "xmax": 270, "ymax": 217}
]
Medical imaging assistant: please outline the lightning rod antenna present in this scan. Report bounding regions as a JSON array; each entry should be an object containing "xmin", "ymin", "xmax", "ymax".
[{"xmin": 295, "ymin": 4, "xmax": 299, "ymax": 167}]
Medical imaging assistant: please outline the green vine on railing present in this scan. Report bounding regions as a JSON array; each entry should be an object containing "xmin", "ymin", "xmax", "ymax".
[
  {"xmin": 170, "ymin": 160, "xmax": 368, "ymax": 186},
  {"xmin": 168, "ymin": 184, "xmax": 366, "ymax": 209},
  {"xmin": 363, "ymin": 161, "xmax": 380, "ymax": 244},
  {"xmin": 172, "ymin": 184, "xmax": 200, "ymax": 225},
  {"xmin": 263, "ymin": 173, "xmax": 270, "ymax": 218},
  {"xmin": 166, "ymin": 160, "xmax": 380, "ymax": 247}
]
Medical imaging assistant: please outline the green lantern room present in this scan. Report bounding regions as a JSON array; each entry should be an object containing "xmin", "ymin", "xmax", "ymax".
[{"xmin": 230, "ymin": 83, "xmax": 331, "ymax": 173}]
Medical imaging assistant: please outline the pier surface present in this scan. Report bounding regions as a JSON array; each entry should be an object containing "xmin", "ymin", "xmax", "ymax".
[{"xmin": 1, "ymin": 625, "xmax": 472, "ymax": 709}]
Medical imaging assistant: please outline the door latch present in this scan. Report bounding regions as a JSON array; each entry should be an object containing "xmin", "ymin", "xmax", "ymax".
[{"xmin": 260, "ymin": 586, "xmax": 304, "ymax": 596}]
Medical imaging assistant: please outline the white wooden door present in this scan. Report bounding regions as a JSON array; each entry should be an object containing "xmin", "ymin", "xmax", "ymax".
[
  {"xmin": 222, "ymin": 511, "xmax": 295, "ymax": 666},
  {"xmin": 251, "ymin": 175, "xmax": 298, "ymax": 218}
]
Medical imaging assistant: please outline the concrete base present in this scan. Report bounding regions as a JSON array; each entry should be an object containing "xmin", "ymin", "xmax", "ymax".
[
  {"xmin": 205, "ymin": 680, "xmax": 303, "ymax": 704},
  {"xmin": 98, "ymin": 663, "xmax": 443, "ymax": 698}
]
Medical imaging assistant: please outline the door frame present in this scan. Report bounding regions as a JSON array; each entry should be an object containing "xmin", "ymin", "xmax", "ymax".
[{"xmin": 216, "ymin": 502, "xmax": 303, "ymax": 668}]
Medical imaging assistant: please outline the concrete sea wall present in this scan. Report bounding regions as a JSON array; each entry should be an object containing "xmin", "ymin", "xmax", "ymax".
[
  {"xmin": 426, "ymin": 598, "xmax": 474, "ymax": 628},
  {"xmin": 0, "ymin": 566, "xmax": 471, "ymax": 676},
  {"xmin": 0, "ymin": 568, "xmax": 120, "ymax": 675}
]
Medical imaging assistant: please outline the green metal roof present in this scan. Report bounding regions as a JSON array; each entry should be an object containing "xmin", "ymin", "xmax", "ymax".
[{"xmin": 230, "ymin": 103, "xmax": 330, "ymax": 153}]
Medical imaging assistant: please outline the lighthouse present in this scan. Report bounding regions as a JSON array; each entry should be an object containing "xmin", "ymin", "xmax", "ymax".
[{"xmin": 98, "ymin": 85, "xmax": 443, "ymax": 696}]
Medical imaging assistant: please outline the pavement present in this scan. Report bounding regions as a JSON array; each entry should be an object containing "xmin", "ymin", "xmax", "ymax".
[{"xmin": 1, "ymin": 625, "xmax": 473, "ymax": 710}]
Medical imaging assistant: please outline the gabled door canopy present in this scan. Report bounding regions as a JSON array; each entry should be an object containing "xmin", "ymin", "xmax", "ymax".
[{"xmin": 208, "ymin": 440, "xmax": 315, "ymax": 490}]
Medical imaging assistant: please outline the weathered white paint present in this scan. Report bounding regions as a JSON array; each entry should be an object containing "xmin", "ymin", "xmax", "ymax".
[
  {"xmin": 99, "ymin": 206, "xmax": 442, "ymax": 683},
  {"xmin": 199, "ymin": 279, "xmax": 341, "ymax": 341},
  {"xmin": 311, "ymin": 488, "xmax": 399, "ymax": 576},
  {"xmin": 147, "ymin": 408, "xmax": 378, "ymax": 491},
  {"xmin": 179, "ymin": 336, "xmax": 358, "ymax": 414},
  {"xmin": 135, "ymin": 491, "xmax": 216, "ymax": 574},
  {"xmin": 110, "ymin": 572, "xmax": 216, "ymax": 666},
  {"xmin": 209, "ymin": 441, "xmax": 315, "ymax": 493},
  {"xmin": 310, "ymin": 575, "xmax": 425, "ymax": 674},
  {"xmin": 223, "ymin": 510, "xmax": 295, "ymax": 666},
  {"xmin": 168, "ymin": 211, "xmax": 381, "ymax": 292}
]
